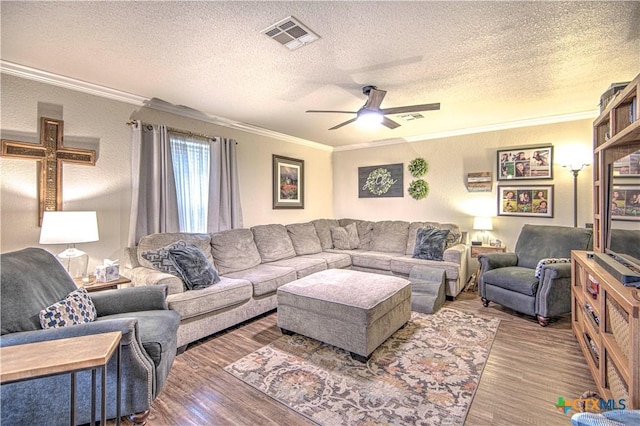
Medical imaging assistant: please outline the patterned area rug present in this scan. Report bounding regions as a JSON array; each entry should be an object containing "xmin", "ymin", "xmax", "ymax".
[{"xmin": 224, "ymin": 308, "xmax": 500, "ymax": 425}]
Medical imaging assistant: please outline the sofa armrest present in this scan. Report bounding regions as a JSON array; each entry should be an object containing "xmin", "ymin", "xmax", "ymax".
[
  {"xmin": 443, "ymin": 243, "xmax": 465, "ymax": 265},
  {"xmin": 0, "ymin": 317, "xmax": 140, "ymax": 348},
  {"xmin": 128, "ymin": 266, "xmax": 184, "ymax": 295},
  {"xmin": 478, "ymin": 252, "xmax": 518, "ymax": 271},
  {"xmin": 91, "ymin": 286, "xmax": 169, "ymax": 316}
]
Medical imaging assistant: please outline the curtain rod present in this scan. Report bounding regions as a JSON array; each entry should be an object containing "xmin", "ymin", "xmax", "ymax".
[{"xmin": 126, "ymin": 120, "xmax": 216, "ymax": 141}]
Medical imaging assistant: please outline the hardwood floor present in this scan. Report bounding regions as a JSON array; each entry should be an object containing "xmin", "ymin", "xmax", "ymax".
[{"xmin": 113, "ymin": 291, "xmax": 596, "ymax": 425}]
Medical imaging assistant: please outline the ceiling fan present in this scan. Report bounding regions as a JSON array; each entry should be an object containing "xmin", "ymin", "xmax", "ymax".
[{"xmin": 306, "ymin": 85, "xmax": 440, "ymax": 130}]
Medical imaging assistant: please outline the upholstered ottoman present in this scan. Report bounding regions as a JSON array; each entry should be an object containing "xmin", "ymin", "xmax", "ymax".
[{"xmin": 277, "ymin": 269, "xmax": 411, "ymax": 362}]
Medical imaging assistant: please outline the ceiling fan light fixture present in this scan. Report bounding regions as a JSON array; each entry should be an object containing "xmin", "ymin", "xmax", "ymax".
[{"xmin": 356, "ymin": 110, "xmax": 384, "ymax": 129}]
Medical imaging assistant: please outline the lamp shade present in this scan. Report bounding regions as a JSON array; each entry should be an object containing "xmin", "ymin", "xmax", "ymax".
[
  {"xmin": 473, "ymin": 217, "xmax": 493, "ymax": 231},
  {"xmin": 39, "ymin": 211, "xmax": 99, "ymax": 244}
]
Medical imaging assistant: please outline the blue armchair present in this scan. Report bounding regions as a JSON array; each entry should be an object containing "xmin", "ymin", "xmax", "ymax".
[
  {"xmin": 1, "ymin": 248, "xmax": 181, "ymax": 425},
  {"xmin": 478, "ymin": 224, "xmax": 592, "ymax": 326}
]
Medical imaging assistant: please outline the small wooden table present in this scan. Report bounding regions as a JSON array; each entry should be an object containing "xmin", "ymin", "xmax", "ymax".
[
  {"xmin": 468, "ymin": 244, "xmax": 507, "ymax": 291},
  {"xmin": 1, "ymin": 332, "xmax": 122, "ymax": 426},
  {"xmin": 74, "ymin": 276, "xmax": 131, "ymax": 292}
]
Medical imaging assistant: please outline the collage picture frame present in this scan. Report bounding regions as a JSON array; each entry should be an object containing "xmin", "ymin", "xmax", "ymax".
[
  {"xmin": 498, "ymin": 185, "xmax": 554, "ymax": 218},
  {"xmin": 497, "ymin": 145, "xmax": 553, "ymax": 180}
]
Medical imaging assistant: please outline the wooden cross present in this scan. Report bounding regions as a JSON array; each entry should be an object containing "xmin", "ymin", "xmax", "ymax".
[{"xmin": 1, "ymin": 117, "xmax": 96, "ymax": 225}]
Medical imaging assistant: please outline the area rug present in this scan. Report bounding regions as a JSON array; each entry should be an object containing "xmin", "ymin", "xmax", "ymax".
[{"xmin": 224, "ymin": 308, "xmax": 500, "ymax": 425}]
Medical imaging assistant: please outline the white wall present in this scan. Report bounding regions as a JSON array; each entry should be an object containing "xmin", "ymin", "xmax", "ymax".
[
  {"xmin": 1, "ymin": 74, "xmax": 333, "ymax": 272},
  {"xmin": 332, "ymin": 120, "xmax": 594, "ymax": 253}
]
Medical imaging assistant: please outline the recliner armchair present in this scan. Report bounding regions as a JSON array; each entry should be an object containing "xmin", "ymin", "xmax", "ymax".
[
  {"xmin": 1, "ymin": 248, "xmax": 181, "ymax": 425},
  {"xmin": 478, "ymin": 224, "xmax": 592, "ymax": 326}
]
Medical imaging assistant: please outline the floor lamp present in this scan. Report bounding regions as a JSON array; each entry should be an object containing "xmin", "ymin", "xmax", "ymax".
[{"xmin": 565, "ymin": 164, "xmax": 589, "ymax": 227}]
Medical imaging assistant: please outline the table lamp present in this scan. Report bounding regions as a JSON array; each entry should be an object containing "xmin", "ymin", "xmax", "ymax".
[
  {"xmin": 473, "ymin": 217, "xmax": 493, "ymax": 245},
  {"xmin": 39, "ymin": 211, "xmax": 99, "ymax": 280}
]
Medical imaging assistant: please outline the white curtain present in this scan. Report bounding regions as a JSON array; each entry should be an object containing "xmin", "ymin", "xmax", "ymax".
[
  {"xmin": 127, "ymin": 121, "xmax": 180, "ymax": 246},
  {"xmin": 170, "ymin": 133, "xmax": 210, "ymax": 233},
  {"xmin": 208, "ymin": 137, "xmax": 243, "ymax": 232}
]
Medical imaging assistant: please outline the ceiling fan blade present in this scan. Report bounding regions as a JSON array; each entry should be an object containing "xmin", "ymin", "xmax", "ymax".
[
  {"xmin": 329, "ymin": 117, "xmax": 358, "ymax": 130},
  {"xmin": 381, "ymin": 117, "xmax": 401, "ymax": 129},
  {"xmin": 379, "ymin": 103, "xmax": 440, "ymax": 115},
  {"xmin": 363, "ymin": 88, "xmax": 387, "ymax": 110},
  {"xmin": 306, "ymin": 110, "xmax": 357, "ymax": 114}
]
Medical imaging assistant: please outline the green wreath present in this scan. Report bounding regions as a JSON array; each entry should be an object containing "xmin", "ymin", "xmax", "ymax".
[
  {"xmin": 408, "ymin": 179, "xmax": 429, "ymax": 200},
  {"xmin": 408, "ymin": 157, "xmax": 428, "ymax": 178},
  {"xmin": 364, "ymin": 168, "xmax": 396, "ymax": 195}
]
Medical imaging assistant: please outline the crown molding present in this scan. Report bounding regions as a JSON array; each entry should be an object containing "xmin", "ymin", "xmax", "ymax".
[
  {"xmin": 1, "ymin": 61, "xmax": 332, "ymax": 152},
  {"xmin": 334, "ymin": 110, "xmax": 599, "ymax": 151},
  {"xmin": 1, "ymin": 60, "xmax": 148, "ymax": 105}
]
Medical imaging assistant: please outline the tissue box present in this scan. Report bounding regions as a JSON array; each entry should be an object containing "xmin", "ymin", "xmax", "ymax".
[{"xmin": 96, "ymin": 264, "xmax": 120, "ymax": 282}]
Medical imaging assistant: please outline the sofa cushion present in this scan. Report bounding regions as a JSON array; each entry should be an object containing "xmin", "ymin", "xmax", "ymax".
[
  {"xmin": 312, "ymin": 219, "xmax": 340, "ymax": 250},
  {"xmin": 482, "ymin": 266, "xmax": 539, "ymax": 296},
  {"xmin": 338, "ymin": 218, "xmax": 375, "ymax": 250},
  {"xmin": 301, "ymin": 252, "xmax": 352, "ymax": 269},
  {"xmin": 390, "ymin": 256, "xmax": 460, "ymax": 281},
  {"xmin": 168, "ymin": 245, "xmax": 220, "ymax": 290},
  {"xmin": 439, "ymin": 223, "xmax": 463, "ymax": 249},
  {"xmin": 266, "ymin": 256, "xmax": 327, "ymax": 279},
  {"xmin": 534, "ymin": 257, "xmax": 570, "ymax": 278},
  {"xmin": 330, "ymin": 223, "xmax": 360, "ymax": 250},
  {"xmin": 39, "ymin": 287, "xmax": 97, "ymax": 329},
  {"xmin": 137, "ymin": 233, "xmax": 213, "ymax": 270},
  {"xmin": 350, "ymin": 250, "xmax": 398, "ymax": 270},
  {"xmin": 166, "ymin": 276, "xmax": 253, "ymax": 320},
  {"xmin": 224, "ymin": 264, "xmax": 296, "ymax": 297},
  {"xmin": 413, "ymin": 227, "xmax": 450, "ymax": 261},
  {"xmin": 251, "ymin": 224, "xmax": 296, "ymax": 263},
  {"xmin": 210, "ymin": 228, "xmax": 262, "ymax": 275},
  {"xmin": 286, "ymin": 222, "xmax": 322, "ymax": 255},
  {"xmin": 371, "ymin": 220, "xmax": 409, "ymax": 253}
]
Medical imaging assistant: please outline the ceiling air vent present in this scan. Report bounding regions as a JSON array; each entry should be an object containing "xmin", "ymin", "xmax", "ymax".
[
  {"xmin": 399, "ymin": 113, "xmax": 425, "ymax": 121},
  {"xmin": 261, "ymin": 16, "xmax": 319, "ymax": 50}
]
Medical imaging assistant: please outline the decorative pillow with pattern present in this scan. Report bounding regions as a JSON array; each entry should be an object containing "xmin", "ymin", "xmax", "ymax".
[
  {"xmin": 39, "ymin": 287, "xmax": 97, "ymax": 329},
  {"xmin": 141, "ymin": 240, "xmax": 187, "ymax": 276},
  {"xmin": 534, "ymin": 257, "xmax": 571, "ymax": 278},
  {"xmin": 412, "ymin": 227, "xmax": 451, "ymax": 261},
  {"xmin": 169, "ymin": 244, "xmax": 221, "ymax": 290}
]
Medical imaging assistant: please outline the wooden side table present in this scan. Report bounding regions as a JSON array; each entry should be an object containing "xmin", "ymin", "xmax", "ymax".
[
  {"xmin": 468, "ymin": 244, "xmax": 507, "ymax": 291},
  {"xmin": 1, "ymin": 331, "xmax": 122, "ymax": 425},
  {"xmin": 74, "ymin": 276, "xmax": 131, "ymax": 292}
]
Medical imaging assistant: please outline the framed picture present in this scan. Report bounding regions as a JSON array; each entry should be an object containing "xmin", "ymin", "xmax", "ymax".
[
  {"xmin": 611, "ymin": 185, "xmax": 640, "ymax": 220},
  {"xmin": 497, "ymin": 145, "xmax": 553, "ymax": 180},
  {"xmin": 272, "ymin": 155, "xmax": 304, "ymax": 209},
  {"xmin": 358, "ymin": 163, "xmax": 404, "ymax": 198},
  {"xmin": 498, "ymin": 185, "xmax": 554, "ymax": 218},
  {"xmin": 612, "ymin": 150, "xmax": 640, "ymax": 177}
]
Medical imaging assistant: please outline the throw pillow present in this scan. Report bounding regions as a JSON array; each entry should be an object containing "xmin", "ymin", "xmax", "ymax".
[
  {"xmin": 330, "ymin": 226, "xmax": 351, "ymax": 250},
  {"xmin": 535, "ymin": 258, "xmax": 570, "ymax": 279},
  {"xmin": 141, "ymin": 240, "xmax": 187, "ymax": 276},
  {"xmin": 169, "ymin": 245, "xmax": 221, "ymax": 290},
  {"xmin": 330, "ymin": 224, "xmax": 360, "ymax": 250},
  {"xmin": 412, "ymin": 227, "xmax": 451, "ymax": 261},
  {"xmin": 39, "ymin": 287, "xmax": 97, "ymax": 329},
  {"xmin": 345, "ymin": 222, "xmax": 360, "ymax": 249}
]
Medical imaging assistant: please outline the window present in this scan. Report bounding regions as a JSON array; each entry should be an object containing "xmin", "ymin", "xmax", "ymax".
[{"xmin": 169, "ymin": 132, "xmax": 210, "ymax": 233}]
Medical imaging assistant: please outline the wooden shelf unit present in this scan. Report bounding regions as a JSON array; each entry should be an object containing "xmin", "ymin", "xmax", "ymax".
[
  {"xmin": 571, "ymin": 251, "xmax": 640, "ymax": 409},
  {"xmin": 592, "ymin": 74, "xmax": 640, "ymax": 252},
  {"xmin": 571, "ymin": 72, "xmax": 640, "ymax": 410}
]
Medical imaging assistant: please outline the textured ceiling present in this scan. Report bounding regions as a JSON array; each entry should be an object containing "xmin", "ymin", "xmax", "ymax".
[{"xmin": 1, "ymin": 1, "xmax": 639, "ymax": 148}]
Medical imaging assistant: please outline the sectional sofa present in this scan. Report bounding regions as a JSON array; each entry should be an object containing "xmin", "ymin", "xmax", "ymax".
[{"xmin": 123, "ymin": 218, "xmax": 468, "ymax": 348}]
